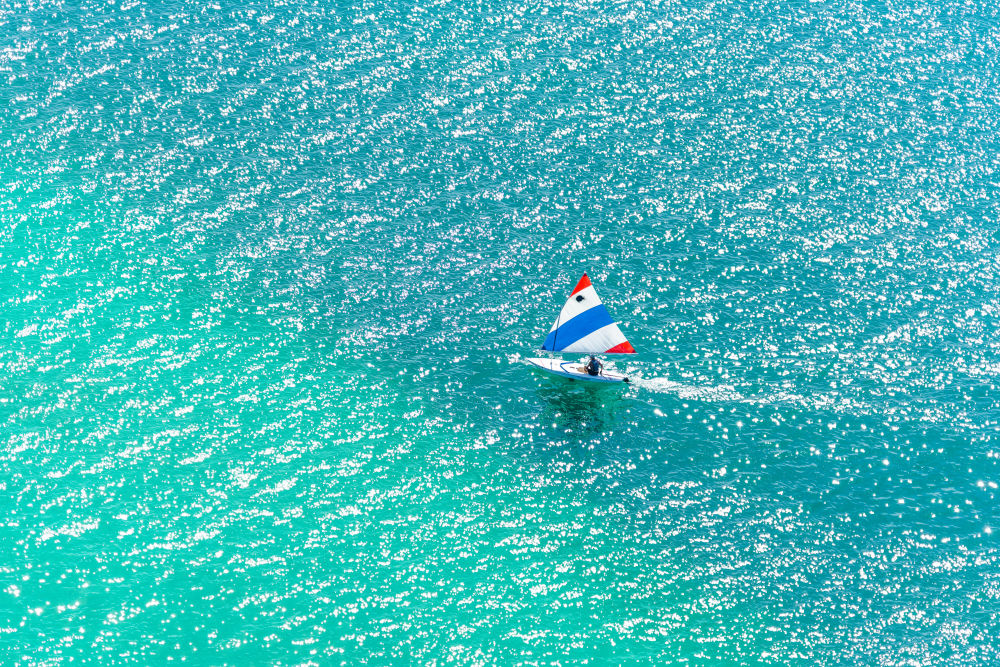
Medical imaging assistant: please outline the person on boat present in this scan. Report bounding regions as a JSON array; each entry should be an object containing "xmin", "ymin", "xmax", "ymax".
[{"xmin": 585, "ymin": 356, "xmax": 602, "ymax": 376}]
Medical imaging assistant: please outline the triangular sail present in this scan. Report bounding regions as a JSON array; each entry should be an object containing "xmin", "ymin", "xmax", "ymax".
[{"xmin": 541, "ymin": 273, "xmax": 636, "ymax": 354}]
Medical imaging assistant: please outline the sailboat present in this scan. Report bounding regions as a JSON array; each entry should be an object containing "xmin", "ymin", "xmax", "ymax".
[{"xmin": 527, "ymin": 272, "xmax": 636, "ymax": 383}]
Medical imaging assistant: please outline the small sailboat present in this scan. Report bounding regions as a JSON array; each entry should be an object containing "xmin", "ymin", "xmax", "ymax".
[{"xmin": 527, "ymin": 272, "xmax": 636, "ymax": 383}]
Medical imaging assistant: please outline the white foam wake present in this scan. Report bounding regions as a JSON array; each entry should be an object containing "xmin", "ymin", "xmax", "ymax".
[{"xmin": 632, "ymin": 376, "xmax": 745, "ymax": 402}]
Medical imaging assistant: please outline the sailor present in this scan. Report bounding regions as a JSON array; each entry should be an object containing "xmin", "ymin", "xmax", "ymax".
[{"xmin": 585, "ymin": 356, "xmax": 602, "ymax": 376}]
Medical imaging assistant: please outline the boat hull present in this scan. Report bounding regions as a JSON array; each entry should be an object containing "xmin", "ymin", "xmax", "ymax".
[{"xmin": 526, "ymin": 357, "xmax": 629, "ymax": 384}]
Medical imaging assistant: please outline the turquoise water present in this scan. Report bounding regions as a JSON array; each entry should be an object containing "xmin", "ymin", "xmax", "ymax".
[{"xmin": 3, "ymin": 0, "xmax": 1000, "ymax": 662}]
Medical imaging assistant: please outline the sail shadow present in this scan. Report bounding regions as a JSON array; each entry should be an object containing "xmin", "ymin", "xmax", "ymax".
[{"xmin": 533, "ymin": 375, "xmax": 630, "ymax": 435}]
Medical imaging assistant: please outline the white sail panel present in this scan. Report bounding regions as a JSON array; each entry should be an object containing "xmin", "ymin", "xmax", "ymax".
[{"xmin": 559, "ymin": 322, "xmax": 631, "ymax": 354}]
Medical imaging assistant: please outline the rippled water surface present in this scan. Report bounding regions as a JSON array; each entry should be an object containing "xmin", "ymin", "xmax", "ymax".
[{"xmin": 3, "ymin": 0, "xmax": 1000, "ymax": 663}]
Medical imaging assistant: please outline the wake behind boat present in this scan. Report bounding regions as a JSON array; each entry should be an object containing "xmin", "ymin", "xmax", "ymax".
[{"xmin": 527, "ymin": 272, "xmax": 636, "ymax": 384}]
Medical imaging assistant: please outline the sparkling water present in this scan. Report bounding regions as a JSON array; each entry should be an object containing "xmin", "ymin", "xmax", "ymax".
[{"xmin": 3, "ymin": 0, "xmax": 999, "ymax": 663}]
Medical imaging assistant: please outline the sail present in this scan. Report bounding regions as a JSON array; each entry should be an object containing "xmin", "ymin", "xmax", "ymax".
[{"xmin": 541, "ymin": 273, "xmax": 636, "ymax": 354}]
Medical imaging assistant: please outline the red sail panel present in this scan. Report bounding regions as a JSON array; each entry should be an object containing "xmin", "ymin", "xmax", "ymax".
[
  {"xmin": 570, "ymin": 273, "xmax": 592, "ymax": 296},
  {"xmin": 605, "ymin": 341, "xmax": 636, "ymax": 354}
]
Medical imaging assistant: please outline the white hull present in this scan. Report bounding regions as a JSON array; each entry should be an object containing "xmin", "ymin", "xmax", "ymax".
[{"xmin": 526, "ymin": 357, "xmax": 629, "ymax": 384}]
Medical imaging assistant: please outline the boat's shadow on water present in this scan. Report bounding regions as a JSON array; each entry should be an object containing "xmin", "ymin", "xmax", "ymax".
[{"xmin": 534, "ymin": 375, "xmax": 632, "ymax": 435}]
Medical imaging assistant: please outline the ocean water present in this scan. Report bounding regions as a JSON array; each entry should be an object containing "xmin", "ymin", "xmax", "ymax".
[{"xmin": 3, "ymin": 0, "xmax": 1000, "ymax": 663}]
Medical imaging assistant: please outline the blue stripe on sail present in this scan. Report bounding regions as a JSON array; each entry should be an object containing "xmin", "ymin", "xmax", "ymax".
[{"xmin": 541, "ymin": 305, "xmax": 614, "ymax": 351}]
